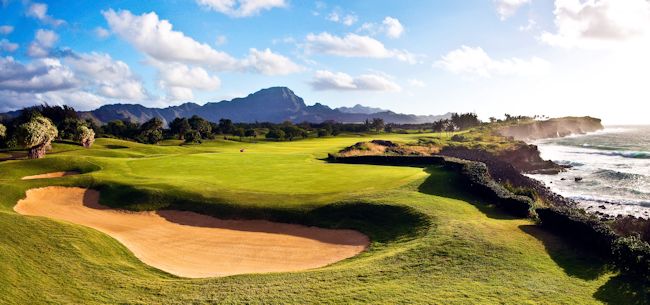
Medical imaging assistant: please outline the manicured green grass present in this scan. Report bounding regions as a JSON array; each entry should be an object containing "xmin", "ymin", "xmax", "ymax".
[{"xmin": 0, "ymin": 135, "xmax": 647, "ymax": 304}]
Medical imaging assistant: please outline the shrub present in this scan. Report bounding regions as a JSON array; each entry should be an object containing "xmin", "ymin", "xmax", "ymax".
[
  {"xmin": 16, "ymin": 115, "xmax": 58, "ymax": 159},
  {"xmin": 184, "ymin": 130, "xmax": 202, "ymax": 144},
  {"xmin": 75, "ymin": 125, "xmax": 95, "ymax": 148}
]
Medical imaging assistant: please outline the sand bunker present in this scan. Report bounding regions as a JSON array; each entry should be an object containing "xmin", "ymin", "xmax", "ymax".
[
  {"xmin": 14, "ymin": 187, "xmax": 369, "ymax": 278},
  {"xmin": 21, "ymin": 171, "xmax": 80, "ymax": 180}
]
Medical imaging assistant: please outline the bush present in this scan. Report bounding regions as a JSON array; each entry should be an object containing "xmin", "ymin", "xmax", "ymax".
[
  {"xmin": 75, "ymin": 125, "xmax": 95, "ymax": 148},
  {"xmin": 16, "ymin": 115, "xmax": 58, "ymax": 159},
  {"xmin": 612, "ymin": 236, "xmax": 650, "ymax": 279},
  {"xmin": 184, "ymin": 130, "xmax": 202, "ymax": 144}
]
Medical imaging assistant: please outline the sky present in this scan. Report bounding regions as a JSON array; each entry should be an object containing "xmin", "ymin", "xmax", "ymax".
[{"xmin": 1, "ymin": 0, "xmax": 649, "ymax": 125}]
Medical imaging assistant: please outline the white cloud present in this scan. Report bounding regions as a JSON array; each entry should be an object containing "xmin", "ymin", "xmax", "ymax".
[
  {"xmin": 0, "ymin": 57, "xmax": 78, "ymax": 92},
  {"xmin": 310, "ymin": 70, "xmax": 401, "ymax": 92},
  {"xmin": 103, "ymin": 9, "xmax": 302, "ymax": 78},
  {"xmin": 0, "ymin": 39, "xmax": 18, "ymax": 52},
  {"xmin": 0, "ymin": 25, "xmax": 13, "ymax": 35},
  {"xmin": 436, "ymin": 45, "xmax": 550, "ymax": 77},
  {"xmin": 103, "ymin": 9, "xmax": 239, "ymax": 70},
  {"xmin": 27, "ymin": 29, "xmax": 58, "ymax": 57},
  {"xmin": 26, "ymin": 3, "xmax": 65, "ymax": 26},
  {"xmin": 196, "ymin": 0, "xmax": 286, "ymax": 17},
  {"xmin": 242, "ymin": 48, "xmax": 304, "ymax": 75},
  {"xmin": 65, "ymin": 52, "xmax": 147, "ymax": 100},
  {"xmin": 327, "ymin": 11, "xmax": 358, "ymax": 26},
  {"xmin": 305, "ymin": 32, "xmax": 417, "ymax": 63},
  {"xmin": 541, "ymin": 0, "xmax": 650, "ymax": 49},
  {"xmin": 358, "ymin": 16, "xmax": 405, "ymax": 39},
  {"xmin": 94, "ymin": 27, "xmax": 110, "ymax": 39},
  {"xmin": 408, "ymin": 78, "xmax": 425, "ymax": 87},
  {"xmin": 148, "ymin": 60, "xmax": 221, "ymax": 100},
  {"xmin": 495, "ymin": 0, "xmax": 530, "ymax": 20},
  {"xmin": 382, "ymin": 17, "xmax": 404, "ymax": 38}
]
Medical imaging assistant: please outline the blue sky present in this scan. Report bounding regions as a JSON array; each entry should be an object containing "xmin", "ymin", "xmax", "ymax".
[{"xmin": 1, "ymin": 0, "xmax": 649, "ymax": 124}]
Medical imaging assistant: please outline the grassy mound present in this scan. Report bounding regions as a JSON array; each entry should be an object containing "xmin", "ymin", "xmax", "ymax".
[{"xmin": 0, "ymin": 135, "xmax": 647, "ymax": 304}]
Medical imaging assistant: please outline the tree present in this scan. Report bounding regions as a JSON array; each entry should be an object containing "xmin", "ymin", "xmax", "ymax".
[
  {"xmin": 218, "ymin": 118, "xmax": 235, "ymax": 134},
  {"xmin": 188, "ymin": 115, "xmax": 212, "ymax": 138},
  {"xmin": 75, "ymin": 125, "xmax": 95, "ymax": 148},
  {"xmin": 0, "ymin": 123, "xmax": 5, "ymax": 139},
  {"xmin": 16, "ymin": 115, "xmax": 58, "ymax": 159},
  {"xmin": 265, "ymin": 128, "xmax": 285, "ymax": 141},
  {"xmin": 282, "ymin": 124, "xmax": 303, "ymax": 141},
  {"xmin": 371, "ymin": 118, "xmax": 385, "ymax": 132},
  {"xmin": 450, "ymin": 113, "xmax": 481, "ymax": 130},
  {"xmin": 59, "ymin": 118, "xmax": 85, "ymax": 140},
  {"xmin": 233, "ymin": 127, "xmax": 245, "ymax": 140},
  {"xmin": 317, "ymin": 128, "xmax": 330, "ymax": 137},
  {"xmin": 169, "ymin": 118, "xmax": 191, "ymax": 140},
  {"xmin": 184, "ymin": 130, "xmax": 202, "ymax": 144},
  {"xmin": 244, "ymin": 129, "xmax": 257, "ymax": 139},
  {"xmin": 138, "ymin": 117, "xmax": 163, "ymax": 144},
  {"xmin": 384, "ymin": 124, "xmax": 393, "ymax": 133}
]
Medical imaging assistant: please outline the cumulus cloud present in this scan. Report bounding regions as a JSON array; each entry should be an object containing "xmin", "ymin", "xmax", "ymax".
[
  {"xmin": 495, "ymin": 0, "xmax": 530, "ymax": 20},
  {"xmin": 26, "ymin": 3, "xmax": 65, "ymax": 26},
  {"xmin": 382, "ymin": 17, "xmax": 404, "ymax": 38},
  {"xmin": 0, "ymin": 57, "xmax": 78, "ymax": 92},
  {"xmin": 408, "ymin": 79, "xmax": 425, "ymax": 87},
  {"xmin": 0, "ymin": 39, "xmax": 18, "ymax": 52},
  {"xmin": 0, "ymin": 52, "xmax": 150, "ymax": 111},
  {"xmin": 94, "ymin": 27, "xmax": 110, "ymax": 39},
  {"xmin": 436, "ymin": 45, "xmax": 550, "ymax": 77},
  {"xmin": 541, "ymin": 0, "xmax": 650, "ymax": 48},
  {"xmin": 310, "ymin": 70, "xmax": 401, "ymax": 92},
  {"xmin": 0, "ymin": 25, "xmax": 13, "ymax": 35},
  {"xmin": 146, "ymin": 60, "xmax": 221, "ymax": 100},
  {"xmin": 103, "ymin": 9, "xmax": 302, "ymax": 78},
  {"xmin": 27, "ymin": 29, "xmax": 58, "ymax": 57},
  {"xmin": 196, "ymin": 0, "xmax": 286, "ymax": 17},
  {"xmin": 327, "ymin": 11, "xmax": 358, "ymax": 26},
  {"xmin": 103, "ymin": 9, "xmax": 239, "ymax": 70},
  {"xmin": 304, "ymin": 32, "xmax": 417, "ymax": 63},
  {"xmin": 65, "ymin": 52, "xmax": 147, "ymax": 100},
  {"xmin": 242, "ymin": 48, "xmax": 304, "ymax": 75},
  {"xmin": 358, "ymin": 17, "xmax": 405, "ymax": 39}
]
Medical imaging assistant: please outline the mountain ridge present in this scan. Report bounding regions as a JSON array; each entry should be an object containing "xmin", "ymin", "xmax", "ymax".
[{"xmin": 4, "ymin": 87, "xmax": 450, "ymax": 125}]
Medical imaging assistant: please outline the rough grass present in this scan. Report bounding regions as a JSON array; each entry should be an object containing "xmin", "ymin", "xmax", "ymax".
[{"xmin": 0, "ymin": 135, "xmax": 648, "ymax": 304}]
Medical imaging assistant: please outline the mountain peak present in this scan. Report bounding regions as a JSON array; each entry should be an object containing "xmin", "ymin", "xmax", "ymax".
[{"xmin": 70, "ymin": 87, "xmax": 450, "ymax": 125}]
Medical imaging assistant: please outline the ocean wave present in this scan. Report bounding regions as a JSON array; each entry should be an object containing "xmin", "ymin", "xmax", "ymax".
[
  {"xmin": 578, "ymin": 150, "xmax": 650, "ymax": 159},
  {"xmin": 569, "ymin": 195, "xmax": 650, "ymax": 207},
  {"xmin": 591, "ymin": 169, "xmax": 646, "ymax": 181}
]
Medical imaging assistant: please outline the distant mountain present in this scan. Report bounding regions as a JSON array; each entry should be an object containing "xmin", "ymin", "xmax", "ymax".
[
  {"xmin": 337, "ymin": 104, "xmax": 387, "ymax": 115},
  {"xmin": 3, "ymin": 87, "xmax": 450, "ymax": 125}
]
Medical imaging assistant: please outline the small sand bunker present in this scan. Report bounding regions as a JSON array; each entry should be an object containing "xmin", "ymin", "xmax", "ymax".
[
  {"xmin": 21, "ymin": 171, "xmax": 80, "ymax": 180},
  {"xmin": 14, "ymin": 187, "xmax": 369, "ymax": 278}
]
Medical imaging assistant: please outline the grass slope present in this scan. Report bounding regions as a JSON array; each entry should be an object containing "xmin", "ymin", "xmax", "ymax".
[{"xmin": 0, "ymin": 135, "xmax": 647, "ymax": 304}]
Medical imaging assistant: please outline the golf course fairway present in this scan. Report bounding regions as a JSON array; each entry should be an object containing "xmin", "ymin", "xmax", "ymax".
[{"xmin": 0, "ymin": 135, "xmax": 646, "ymax": 304}]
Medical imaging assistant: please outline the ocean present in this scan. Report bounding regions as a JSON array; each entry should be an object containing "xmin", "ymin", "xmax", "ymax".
[{"xmin": 528, "ymin": 126, "xmax": 650, "ymax": 219}]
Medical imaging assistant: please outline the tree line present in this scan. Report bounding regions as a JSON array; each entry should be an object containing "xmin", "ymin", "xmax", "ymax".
[
  {"xmin": 0, "ymin": 104, "xmax": 485, "ymax": 158},
  {"xmin": 0, "ymin": 105, "xmax": 95, "ymax": 159}
]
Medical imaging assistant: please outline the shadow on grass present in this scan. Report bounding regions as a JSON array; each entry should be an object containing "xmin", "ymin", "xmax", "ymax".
[
  {"xmin": 519, "ymin": 224, "xmax": 610, "ymax": 280},
  {"xmin": 418, "ymin": 166, "xmax": 517, "ymax": 220},
  {"xmin": 105, "ymin": 144, "xmax": 129, "ymax": 149},
  {"xmin": 593, "ymin": 274, "xmax": 650, "ymax": 305},
  {"xmin": 93, "ymin": 181, "xmax": 431, "ymax": 244}
]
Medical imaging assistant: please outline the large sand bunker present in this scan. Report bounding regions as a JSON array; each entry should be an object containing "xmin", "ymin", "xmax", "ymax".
[
  {"xmin": 14, "ymin": 187, "xmax": 369, "ymax": 278},
  {"xmin": 21, "ymin": 171, "xmax": 80, "ymax": 180}
]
